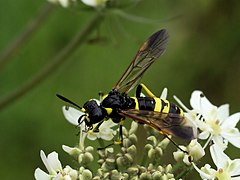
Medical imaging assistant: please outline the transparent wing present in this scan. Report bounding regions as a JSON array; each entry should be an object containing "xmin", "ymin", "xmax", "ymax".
[
  {"xmin": 113, "ymin": 29, "xmax": 169, "ymax": 94},
  {"xmin": 120, "ymin": 109, "xmax": 197, "ymax": 140}
]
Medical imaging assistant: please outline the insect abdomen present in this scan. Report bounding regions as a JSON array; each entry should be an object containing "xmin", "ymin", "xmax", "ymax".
[{"xmin": 132, "ymin": 97, "xmax": 184, "ymax": 116}]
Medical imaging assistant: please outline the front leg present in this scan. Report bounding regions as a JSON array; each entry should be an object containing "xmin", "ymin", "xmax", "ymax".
[{"xmin": 93, "ymin": 120, "xmax": 104, "ymax": 132}]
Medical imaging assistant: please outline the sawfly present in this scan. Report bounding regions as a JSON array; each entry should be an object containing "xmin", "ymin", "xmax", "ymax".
[{"xmin": 57, "ymin": 29, "xmax": 197, "ymax": 152}]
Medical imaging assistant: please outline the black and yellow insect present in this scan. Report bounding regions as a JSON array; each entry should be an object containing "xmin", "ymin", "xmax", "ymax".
[{"xmin": 57, "ymin": 29, "xmax": 197, "ymax": 150}]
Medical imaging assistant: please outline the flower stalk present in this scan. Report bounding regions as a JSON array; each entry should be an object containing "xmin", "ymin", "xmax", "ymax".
[
  {"xmin": 0, "ymin": 13, "xmax": 103, "ymax": 111},
  {"xmin": 0, "ymin": 3, "xmax": 54, "ymax": 71}
]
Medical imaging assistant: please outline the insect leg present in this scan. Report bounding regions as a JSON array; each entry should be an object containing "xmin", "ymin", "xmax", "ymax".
[
  {"xmin": 136, "ymin": 84, "xmax": 143, "ymax": 97},
  {"xmin": 97, "ymin": 120, "xmax": 124, "ymax": 150},
  {"xmin": 164, "ymin": 135, "xmax": 189, "ymax": 154},
  {"xmin": 136, "ymin": 83, "xmax": 156, "ymax": 97},
  {"xmin": 93, "ymin": 120, "xmax": 104, "ymax": 132},
  {"xmin": 114, "ymin": 122, "xmax": 124, "ymax": 145}
]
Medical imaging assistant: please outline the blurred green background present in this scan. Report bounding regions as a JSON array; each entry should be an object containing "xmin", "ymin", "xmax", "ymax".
[{"xmin": 0, "ymin": 0, "xmax": 240, "ymax": 179}]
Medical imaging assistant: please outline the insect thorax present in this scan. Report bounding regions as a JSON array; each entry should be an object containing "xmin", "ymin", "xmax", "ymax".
[{"xmin": 101, "ymin": 90, "xmax": 135, "ymax": 123}]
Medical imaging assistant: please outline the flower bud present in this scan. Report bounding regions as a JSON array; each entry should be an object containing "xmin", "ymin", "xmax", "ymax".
[
  {"xmin": 127, "ymin": 145, "xmax": 137, "ymax": 157},
  {"xmin": 79, "ymin": 167, "xmax": 92, "ymax": 180},
  {"xmin": 63, "ymin": 165, "xmax": 78, "ymax": 179},
  {"xmin": 159, "ymin": 138, "xmax": 170, "ymax": 150},
  {"xmin": 140, "ymin": 172, "xmax": 151, "ymax": 179},
  {"xmin": 144, "ymin": 144, "xmax": 153, "ymax": 151},
  {"xmin": 152, "ymin": 171, "xmax": 162, "ymax": 180},
  {"xmin": 127, "ymin": 166, "xmax": 139, "ymax": 176},
  {"xmin": 165, "ymin": 164, "xmax": 173, "ymax": 173},
  {"xmin": 78, "ymin": 151, "xmax": 94, "ymax": 165}
]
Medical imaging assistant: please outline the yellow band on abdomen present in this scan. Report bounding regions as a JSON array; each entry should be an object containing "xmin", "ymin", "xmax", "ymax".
[
  {"xmin": 158, "ymin": 99, "xmax": 170, "ymax": 113},
  {"xmin": 154, "ymin": 98, "xmax": 161, "ymax": 112},
  {"xmin": 132, "ymin": 97, "xmax": 139, "ymax": 110}
]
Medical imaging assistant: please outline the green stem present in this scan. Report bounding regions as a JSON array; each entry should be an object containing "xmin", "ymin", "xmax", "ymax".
[
  {"xmin": 140, "ymin": 148, "xmax": 148, "ymax": 166},
  {"xmin": 97, "ymin": 138, "xmax": 105, "ymax": 148},
  {"xmin": 175, "ymin": 165, "xmax": 194, "ymax": 179},
  {"xmin": 0, "ymin": 13, "xmax": 103, "ymax": 111},
  {"xmin": 0, "ymin": 3, "xmax": 54, "ymax": 70}
]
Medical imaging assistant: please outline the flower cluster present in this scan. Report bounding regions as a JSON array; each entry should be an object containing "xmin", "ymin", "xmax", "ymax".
[
  {"xmin": 35, "ymin": 89, "xmax": 240, "ymax": 179},
  {"xmin": 35, "ymin": 120, "xmax": 175, "ymax": 179},
  {"xmin": 174, "ymin": 90, "xmax": 240, "ymax": 179}
]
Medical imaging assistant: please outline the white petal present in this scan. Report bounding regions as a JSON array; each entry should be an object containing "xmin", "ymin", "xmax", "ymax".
[
  {"xmin": 190, "ymin": 91, "xmax": 215, "ymax": 117},
  {"xmin": 221, "ymin": 130, "xmax": 240, "ymax": 148},
  {"xmin": 100, "ymin": 120, "xmax": 117, "ymax": 129},
  {"xmin": 47, "ymin": 0, "xmax": 58, "ymax": 3},
  {"xmin": 210, "ymin": 144, "xmax": 228, "ymax": 170},
  {"xmin": 40, "ymin": 150, "xmax": 56, "ymax": 175},
  {"xmin": 188, "ymin": 140, "xmax": 205, "ymax": 161},
  {"xmin": 198, "ymin": 130, "xmax": 210, "ymax": 140},
  {"xmin": 34, "ymin": 168, "xmax": 51, "ymax": 180},
  {"xmin": 160, "ymin": 88, "xmax": 168, "ymax": 100},
  {"xmin": 47, "ymin": 152, "xmax": 63, "ymax": 173},
  {"xmin": 212, "ymin": 136, "xmax": 227, "ymax": 150},
  {"xmin": 190, "ymin": 90, "xmax": 203, "ymax": 111},
  {"xmin": 59, "ymin": 0, "xmax": 70, "ymax": 7},
  {"xmin": 99, "ymin": 131, "xmax": 115, "ymax": 141},
  {"xmin": 62, "ymin": 145, "xmax": 81, "ymax": 155},
  {"xmin": 183, "ymin": 154, "xmax": 191, "ymax": 165},
  {"xmin": 192, "ymin": 163, "xmax": 214, "ymax": 179},
  {"xmin": 221, "ymin": 113, "xmax": 240, "ymax": 129},
  {"xmin": 232, "ymin": 176, "xmax": 240, "ymax": 180},
  {"xmin": 217, "ymin": 104, "xmax": 229, "ymax": 123},
  {"xmin": 62, "ymin": 106, "xmax": 84, "ymax": 126},
  {"xmin": 230, "ymin": 159, "xmax": 240, "ymax": 177},
  {"xmin": 81, "ymin": 0, "xmax": 107, "ymax": 7},
  {"xmin": 87, "ymin": 132, "xmax": 98, "ymax": 141}
]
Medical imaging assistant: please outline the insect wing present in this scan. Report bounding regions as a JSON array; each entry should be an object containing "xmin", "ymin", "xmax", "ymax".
[
  {"xmin": 120, "ymin": 109, "xmax": 197, "ymax": 140},
  {"xmin": 113, "ymin": 29, "xmax": 169, "ymax": 93}
]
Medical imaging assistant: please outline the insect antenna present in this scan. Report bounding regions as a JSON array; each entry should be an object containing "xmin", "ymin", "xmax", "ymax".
[{"xmin": 56, "ymin": 94, "xmax": 83, "ymax": 110}]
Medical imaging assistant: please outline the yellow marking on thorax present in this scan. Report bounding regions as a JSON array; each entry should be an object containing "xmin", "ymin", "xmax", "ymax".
[
  {"xmin": 154, "ymin": 98, "xmax": 161, "ymax": 112},
  {"xmin": 105, "ymin": 108, "xmax": 113, "ymax": 115},
  {"xmin": 132, "ymin": 97, "xmax": 139, "ymax": 110},
  {"xmin": 179, "ymin": 107, "xmax": 184, "ymax": 117},
  {"xmin": 101, "ymin": 94, "xmax": 108, "ymax": 102},
  {"xmin": 85, "ymin": 114, "xmax": 90, "ymax": 122},
  {"xmin": 81, "ymin": 108, "xmax": 86, "ymax": 112}
]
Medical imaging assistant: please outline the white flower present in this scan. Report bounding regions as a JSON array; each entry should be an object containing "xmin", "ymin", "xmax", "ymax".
[
  {"xmin": 81, "ymin": 0, "xmax": 108, "ymax": 7},
  {"xmin": 62, "ymin": 105, "xmax": 117, "ymax": 141},
  {"xmin": 193, "ymin": 144, "xmax": 240, "ymax": 180},
  {"xmin": 34, "ymin": 150, "xmax": 78, "ymax": 180},
  {"xmin": 173, "ymin": 139, "xmax": 205, "ymax": 165},
  {"xmin": 47, "ymin": 0, "xmax": 76, "ymax": 8},
  {"xmin": 175, "ymin": 90, "xmax": 240, "ymax": 150}
]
